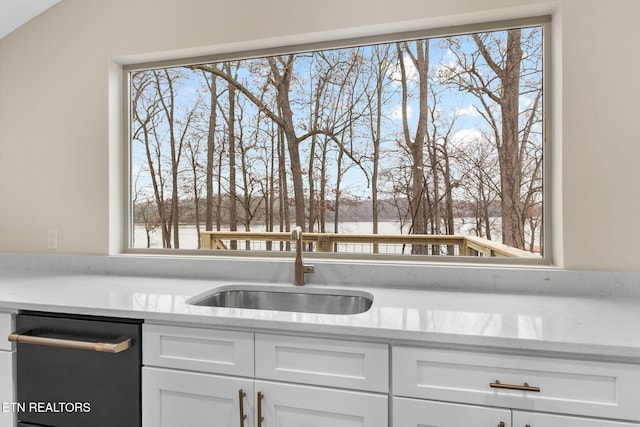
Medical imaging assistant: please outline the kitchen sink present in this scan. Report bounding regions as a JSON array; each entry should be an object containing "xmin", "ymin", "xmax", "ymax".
[{"xmin": 186, "ymin": 285, "xmax": 373, "ymax": 315}]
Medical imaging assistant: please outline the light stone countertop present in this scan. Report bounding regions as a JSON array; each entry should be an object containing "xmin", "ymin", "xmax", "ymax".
[{"xmin": 0, "ymin": 268, "xmax": 639, "ymax": 361}]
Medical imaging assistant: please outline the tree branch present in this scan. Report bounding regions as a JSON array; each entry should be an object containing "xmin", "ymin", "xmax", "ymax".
[{"xmin": 192, "ymin": 64, "xmax": 285, "ymax": 129}]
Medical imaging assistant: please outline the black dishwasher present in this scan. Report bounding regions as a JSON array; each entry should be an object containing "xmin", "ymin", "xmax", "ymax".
[{"xmin": 10, "ymin": 311, "xmax": 142, "ymax": 427}]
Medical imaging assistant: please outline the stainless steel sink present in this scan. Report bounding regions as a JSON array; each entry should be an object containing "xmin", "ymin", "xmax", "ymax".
[{"xmin": 186, "ymin": 285, "xmax": 373, "ymax": 315}]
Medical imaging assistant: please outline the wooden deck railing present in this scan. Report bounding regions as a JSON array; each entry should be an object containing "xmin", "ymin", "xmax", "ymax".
[{"xmin": 200, "ymin": 231, "xmax": 538, "ymax": 258}]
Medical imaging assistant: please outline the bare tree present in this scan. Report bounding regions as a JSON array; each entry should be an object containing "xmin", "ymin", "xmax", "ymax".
[
  {"xmin": 396, "ymin": 40, "xmax": 430, "ymax": 253},
  {"xmin": 223, "ymin": 63, "xmax": 239, "ymax": 248},
  {"xmin": 202, "ymin": 69, "xmax": 219, "ymax": 233},
  {"xmin": 184, "ymin": 128, "xmax": 205, "ymax": 248},
  {"xmin": 425, "ymin": 88, "xmax": 459, "ymax": 254},
  {"xmin": 151, "ymin": 69, "xmax": 199, "ymax": 248},
  {"xmin": 131, "ymin": 71, "xmax": 172, "ymax": 247},
  {"xmin": 131, "ymin": 164, "xmax": 159, "ymax": 248},
  {"xmin": 194, "ymin": 58, "xmax": 309, "ymax": 229},
  {"xmin": 454, "ymin": 132, "xmax": 501, "ymax": 241},
  {"xmin": 439, "ymin": 28, "xmax": 543, "ymax": 249},
  {"xmin": 362, "ymin": 44, "xmax": 393, "ymax": 253},
  {"xmin": 237, "ymin": 99, "xmax": 266, "ymax": 249}
]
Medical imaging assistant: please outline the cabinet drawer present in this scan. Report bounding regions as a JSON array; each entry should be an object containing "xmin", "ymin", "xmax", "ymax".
[
  {"xmin": 256, "ymin": 333, "xmax": 388, "ymax": 392},
  {"xmin": 394, "ymin": 397, "xmax": 511, "ymax": 427},
  {"xmin": 143, "ymin": 324, "xmax": 253, "ymax": 376},
  {"xmin": 393, "ymin": 346, "xmax": 640, "ymax": 421},
  {"xmin": 513, "ymin": 410, "xmax": 640, "ymax": 427},
  {"xmin": 0, "ymin": 313, "xmax": 13, "ymax": 351}
]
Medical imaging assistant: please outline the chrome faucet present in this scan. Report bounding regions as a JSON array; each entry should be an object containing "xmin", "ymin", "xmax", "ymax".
[{"xmin": 291, "ymin": 226, "xmax": 314, "ymax": 285}]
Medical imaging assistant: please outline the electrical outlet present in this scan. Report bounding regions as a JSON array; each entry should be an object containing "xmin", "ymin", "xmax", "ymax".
[{"xmin": 47, "ymin": 229, "xmax": 58, "ymax": 250}]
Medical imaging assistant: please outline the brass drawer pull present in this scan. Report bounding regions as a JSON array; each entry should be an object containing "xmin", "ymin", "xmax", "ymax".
[
  {"xmin": 8, "ymin": 329, "xmax": 131, "ymax": 354},
  {"xmin": 238, "ymin": 389, "xmax": 247, "ymax": 427},
  {"xmin": 257, "ymin": 391, "xmax": 264, "ymax": 427},
  {"xmin": 490, "ymin": 380, "xmax": 540, "ymax": 392}
]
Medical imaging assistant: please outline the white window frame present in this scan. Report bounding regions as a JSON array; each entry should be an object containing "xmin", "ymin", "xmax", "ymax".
[{"xmin": 122, "ymin": 16, "xmax": 553, "ymax": 267}]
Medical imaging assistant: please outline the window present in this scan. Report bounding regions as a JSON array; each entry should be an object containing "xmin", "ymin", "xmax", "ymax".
[{"xmin": 126, "ymin": 18, "xmax": 548, "ymax": 262}]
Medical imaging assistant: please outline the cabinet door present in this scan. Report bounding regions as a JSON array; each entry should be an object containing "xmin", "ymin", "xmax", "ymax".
[
  {"xmin": 513, "ymin": 411, "xmax": 639, "ymax": 426},
  {"xmin": 0, "ymin": 351, "xmax": 15, "ymax": 427},
  {"xmin": 394, "ymin": 397, "xmax": 511, "ymax": 427},
  {"xmin": 143, "ymin": 366, "xmax": 254, "ymax": 427},
  {"xmin": 255, "ymin": 380, "xmax": 387, "ymax": 427}
]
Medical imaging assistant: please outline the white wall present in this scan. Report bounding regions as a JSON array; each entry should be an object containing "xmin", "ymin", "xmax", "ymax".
[{"xmin": 0, "ymin": 0, "xmax": 638, "ymax": 271}]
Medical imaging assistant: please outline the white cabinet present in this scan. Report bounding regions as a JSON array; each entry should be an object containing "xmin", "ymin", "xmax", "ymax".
[
  {"xmin": 142, "ymin": 324, "xmax": 255, "ymax": 427},
  {"xmin": 143, "ymin": 366, "xmax": 253, "ymax": 427},
  {"xmin": 143, "ymin": 323, "xmax": 254, "ymax": 376},
  {"xmin": 253, "ymin": 334, "xmax": 388, "ymax": 427},
  {"xmin": 0, "ymin": 351, "xmax": 15, "ymax": 427},
  {"xmin": 142, "ymin": 324, "xmax": 388, "ymax": 427},
  {"xmin": 393, "ymin": 398, "xmax": 640, "ymax": 427},
  {"xmin": 0, "ymin": 313, "xmax": 12, "ymax": 352},
  {"xmin": 255, "ymin": 333, "xmax": 388, "ymax": 392},
  {"xmin": 142, "ymin": 323, "xmax": 640, "ymax": 427},
  {"xmin": 256, "ymin": 380, "xmax": 387, "ymax": 427},
  {"xmin": 393, "ymin": 345, "xmax": 640, "ymax": 426},
  {"xmin": 512, "ymin": 411, "xmax": 639, "ymax": 426},
  {"xmin": 394, "ymin": 397, "xmax": 511, "ymax": 427},
  {"xmin": 0, "ymin": 313, "xmax": 14, "ymax": 427}
]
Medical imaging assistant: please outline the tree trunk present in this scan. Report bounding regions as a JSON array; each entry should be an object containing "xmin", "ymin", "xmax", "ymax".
[
  {"xmin": 498, "ymin": 30, "xmax": 525, "ymax": 249},
  {"xmin": 205, "ymin": 72, "xmax": 218, "ymax": 232},
  {"xmin": 226, "ymin": 64, "xmax": 238, "ymax": 249},
  {"xmin": 277, "ymin": 117, "xmax": 291, "ymax": 250},
  {"xmin": 269, "ymin": 57, "xmax": 307, "ymax": 231},
  {"xmin": 397, "ymin": 41, "xmax": 429, "ymax": 254},
  {"xmin": 474, "ymin": 30, "xmax": 525, "ymax": 249}
]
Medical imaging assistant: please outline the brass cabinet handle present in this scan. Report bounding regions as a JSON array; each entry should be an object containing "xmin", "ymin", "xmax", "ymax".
[
  {"xmin": 257, "ymin": 391, "xmax": 264, "ymax": 427},
  {"xmin": 238, "ymin": 389, "xmax": 247, "ymax": 427},
  {"xmin": 490, "ymin": 380, "xmax": 540, "ymax": 392},
  {"xmin": 8, "ymin": 329, "xmax": 131, "ymax": 354},
  {"xmin": 498, "ymin": 423, "xmax": 505, "ymax": 427}
]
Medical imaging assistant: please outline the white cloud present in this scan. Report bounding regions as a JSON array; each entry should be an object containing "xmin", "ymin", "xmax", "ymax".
[
  {"xmin": 433, "ymin": 53, "xmax": 466, "ymax": 85},
  {"xmin": 442, "ymin": 48, "xmax": 457, "ymax": 64},
  {"xmin": 451, "ymin": 128, "xmax": 486, "ymax": 148},
  {"xmin": 454, "ymin": 105, "xmax": 481, "ymax": 117},
  {"xmin": 388, "ymin": 55, "xmax": 419, "ymax": 83},
  {"xmin": 391, "ymin": 104, "xmax": 412, "ymax": 121}
]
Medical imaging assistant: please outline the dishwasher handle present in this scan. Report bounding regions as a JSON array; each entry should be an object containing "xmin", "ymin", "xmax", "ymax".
[{"xmin": 8, "ymin": 329, "xmax": 132, "ymax": 353}]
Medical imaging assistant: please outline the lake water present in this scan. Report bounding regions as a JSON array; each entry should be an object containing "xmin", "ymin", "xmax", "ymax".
[
  {"xmin": 133, "ymin": 222, "xmax": 406, "ymax": 250},
  {"xmin": 132, "ymin": 219, "xmax": 531, "ymax": 255}
]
